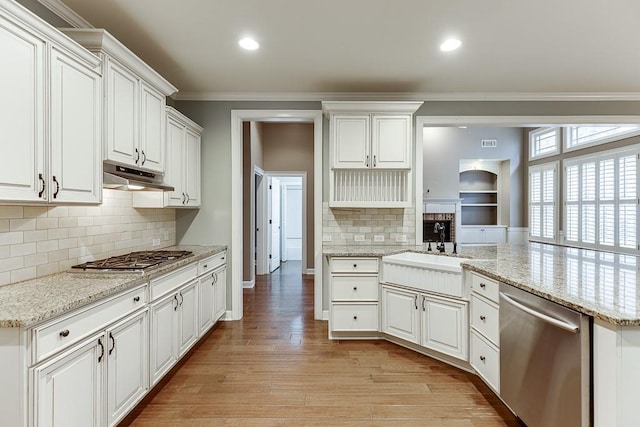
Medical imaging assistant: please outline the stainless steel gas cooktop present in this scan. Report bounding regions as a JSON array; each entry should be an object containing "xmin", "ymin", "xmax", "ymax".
[{"xmin": 71, "ymin": 250, "xmax": 193, "ymax": 272}]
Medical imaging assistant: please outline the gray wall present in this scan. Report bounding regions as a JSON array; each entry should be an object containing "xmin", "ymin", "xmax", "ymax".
[{"xmin": 423, "ymin": 127, "xmax": 526, "ymax": 227}]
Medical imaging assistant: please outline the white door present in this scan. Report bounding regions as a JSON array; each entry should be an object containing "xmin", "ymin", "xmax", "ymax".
[
  {"xmin": 33, "ymin": 333, "xmax": 104, "ymax": 427},
  {"xmin": 177, "ymin": 280, "xmax": 199, "ymax": 357},
  {"xmin": 0, "ymin": 17, "xmax": 46, "ymax": 202},
  {"xmin": 381, "ymin": 286, "xmax": 420, "ymax": 344},
  {"xmin": 49, "ymin": 47, "xmax": 102, "ymax": 204},
  {"xmin": 284, "ymin": 184, "xmax": 302, "ymax": 261},
  {"xmin": 139, "ymin": 82, "xmax": 164, "ymax": 172},
  {"xmin": 106, "ymin": 310, "xmax": 149, "ymax": 427},
  {"xmin": 268, "ymin": 177, "xmax": 281, "ymax": 272},
  {"xmin": 149, "ymin": 294, "xmax": 177, "ymax": 386}
]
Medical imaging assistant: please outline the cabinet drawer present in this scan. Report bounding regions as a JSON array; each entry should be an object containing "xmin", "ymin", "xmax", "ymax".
[
  {"xmin": 151, "ymin": 263, "xmax": 197, "ymax": 301},
  {"xmin": 331, "ymin": 275, "xmax": 379, "ymax": 301},
  {"xmin": 331, "ymin": 303, "xmax": 378, "ymax": 331},
  {"xmin": 470, "ymin": 330, "xmax": 500, "ymax": 393},
  {"xmin": 331, "ymin": 257, "xmax": 378, "ymax": 273},
  {"xmin": 32, "ymin": 285, "xmax": 147, "ymax": 364},
  {"xmin": 470, "ymin": 294, "xmax": 499, "ymax": 345},
  {"xmin": 198, "ymin": 251, "xmax": 226, "ymax": 276},
  {"xmin": 471, "ymin": 273, "xmax": 499, "ymax": 303}
]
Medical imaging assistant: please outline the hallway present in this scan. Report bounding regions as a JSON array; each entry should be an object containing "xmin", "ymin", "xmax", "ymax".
[{"xmin": 123, "ymin": 262, "xmax": 517, "ymax": 426}]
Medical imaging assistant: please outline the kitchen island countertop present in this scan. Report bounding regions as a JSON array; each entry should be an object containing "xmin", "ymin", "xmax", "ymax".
[
  {"xmin": 324, "ymin": 243, "xmax": 640, "ymax": 326},
  {"xmin": 0, "ymin": 245, "xmax": 226, "ymax": 328}
]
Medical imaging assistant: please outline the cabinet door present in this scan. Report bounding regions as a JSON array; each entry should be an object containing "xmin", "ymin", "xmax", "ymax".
[
  {"xmin": 139, "ymin": 82, "xmax": 165, "ymax": 172},
  {"xmin": 49, "ymin": 47, "xmax": 102, "ymax": 204},
  {"xmin": 421, "ymin": 295, "xmax": 468, "ymax": 360},
  {"xmin": 106, "ymin": 310, "xmax": 149, "ymax": 427},
  {"xmin": 184, "ymin": 127, "xmax": 201, "ymax": 207},
  {"xmin": 332, "ymin": 115, "xmax": 370, "ymax": 169},
  {"xmin": 459, "ymin": 227, "xmax": 484, "ymax": 244},
  {"xmin": 381, "ymin": 286, "xmax": 420, "ymax": 344},
  {"xmin": 149, "ymin": 294, "xmax": 177, "ymax": 386},
  {"xmin": 177, "ymin": 280, "xmax": 199, "ymax": 357},
  {"xmin": 198, "ymin": 274, "xmax": 215, "ymax": 335},
  {"xmin": 32, "ymin": 334, "xmax": 104, "ymax": 427},
  {"xmin": 164, "ymin": 116, "xmax": 185, "ymax": 207},
  {"xmin": 371, "ymin": 115, "xmax": 411, "ymax": 169},
  {"xmin": 483, "ymin": 227, "xmax": 507, "ymax": 244},
  {"xmin": 213, "ymin": 266, "xmax": 227, "ymax": 321},
  {"xmin": 0, "ymin": 17, "xmax": 46, "ymax": 202},
  {"xmin": 105, "ymin": 58, "xmax": 138, "ymax": 167}
]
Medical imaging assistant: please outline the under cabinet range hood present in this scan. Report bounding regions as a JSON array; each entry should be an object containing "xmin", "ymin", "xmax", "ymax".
[{"xmin": 103, "ymin": 163, "xmax": 174, "ymax": 192}]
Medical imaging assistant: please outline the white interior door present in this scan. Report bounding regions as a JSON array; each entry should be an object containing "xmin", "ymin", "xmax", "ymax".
[{"xmin": 268, "ymin": 177, "xmax": 281, "ymax": 272}]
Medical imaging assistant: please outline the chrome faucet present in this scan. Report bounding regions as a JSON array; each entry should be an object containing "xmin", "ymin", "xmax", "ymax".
[{"xmin": 434, "ymin": 222, "xmax": 446, "ymax": 253}]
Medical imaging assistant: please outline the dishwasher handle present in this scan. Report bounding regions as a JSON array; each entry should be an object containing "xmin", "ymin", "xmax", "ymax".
[{"xmin": 500, "ymin": 292, "xmax": 579, "ymax": 334}]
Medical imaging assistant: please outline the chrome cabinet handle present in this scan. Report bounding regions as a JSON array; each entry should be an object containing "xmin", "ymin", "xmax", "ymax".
[
  {"xmin": 108, "ymin": 332, "xmax": 115, "ymax": 355},
  {"xmin": 59, "ymin": 329, "xmax": 70, "ymax": 338},
  {"xmin": 141, "ymin": 150, "xmax": 146, "ymax": 166},
  {"xmin": 38, "ymin": 173, "xmax": 45, "ymax": 198},
  {"xmin": 52, "ymin": 176, "xmax": 60, "ymax": 199},
  {"xmin": 480, "ymin": 315, "xmax": 486, "ymax": 321},
  {"xmin": 135, "ymin": 148, "xmax": 140, "ymax": 164},
  {"xmin": 98, "ymin": 338, "xmax": 104, "ymax": 363}
]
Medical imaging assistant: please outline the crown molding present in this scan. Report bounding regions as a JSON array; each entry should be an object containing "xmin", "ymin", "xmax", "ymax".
[
  {"xmin": 172, "ymin": 91, "xmax": 640, "ymax": 102},
  {"xmin": 37, "ymin": 0, "xmax": 93, "ymax": 28}
]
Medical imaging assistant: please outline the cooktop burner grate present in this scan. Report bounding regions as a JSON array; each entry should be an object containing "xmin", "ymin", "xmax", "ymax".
[{"xmin": 71, "ymin": 250, "xmax": 193, "ymax": 271}]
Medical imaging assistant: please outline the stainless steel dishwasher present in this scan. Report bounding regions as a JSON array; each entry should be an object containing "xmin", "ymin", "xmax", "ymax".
[{"xmin": 499, "ymin": 283, "xmax": 591, "ymax": 427}]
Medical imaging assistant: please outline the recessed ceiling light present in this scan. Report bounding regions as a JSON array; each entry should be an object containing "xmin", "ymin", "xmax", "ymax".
[
  {"xmin": 239, "ymin": 37, "xmax": 259, "ymax": 51},
  {"xmin": 440, "ymin": 38, "xmax": 461, "ymax": 52}
]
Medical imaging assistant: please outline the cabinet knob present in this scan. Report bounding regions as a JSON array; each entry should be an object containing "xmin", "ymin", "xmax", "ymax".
[
  {"xmin": 59, "ymin": 329, "xmax": 70, "ymax": 338},
  {"xmin": 480, "ymin": 283, "xmax": 486, "ymax": 289},
  {"xmin": 353, "ymin": 315, "xmax": 358, "ymax": 320},
  {"xmin": 353, "ymin": 286, "xmax": 357, "ymax": 291},
  {"xmin": 353, "ymin": 264, "xmax": 357, "ymax": 268},
  {"xmin": 203, "ymin": 264, "xmax": 208, "ymax": 269},
  {"xmin": 480, "ymin": 355, "xmax": 486, "ymax": 362},
  {"xmin": 133, "ymin": 296, "xmax": 140, "ymax": 302},
  {"xmin": 480, "ymin": 315, "xmax": 486, "ymax": 321}
]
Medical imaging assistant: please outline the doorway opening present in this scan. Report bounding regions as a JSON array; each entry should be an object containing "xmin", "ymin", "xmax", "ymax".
[{"xmin": 255, "ymin": 173, "xmax": 306, "ymax": 278}]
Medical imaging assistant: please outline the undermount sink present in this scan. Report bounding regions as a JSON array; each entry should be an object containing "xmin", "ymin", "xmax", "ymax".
[
  {"xmin": 382, "ymin": 252, "xmax": 470, "ymax": 273},
  {"xmin": 381, "ymin": 252, "xmax": 470, "ymax": 298}
]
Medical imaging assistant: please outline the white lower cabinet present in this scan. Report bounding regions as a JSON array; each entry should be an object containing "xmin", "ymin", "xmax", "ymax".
[
  {"xmin": 213, "ymin": 265, "xmax": 227, "ymax": 322},
  {"xmin": 32, "ymin": 334, "xmax": 104, "ymax": 427},
  {"xmin": 106, "ymin": 310, "xmax": 149, "ymax": 427},
  {"xmin": 469, "ymin": 272, "xmax": 500, "ymax": 393},
  {"xmin": 150, "ymin": 279, "xmax": 199, "ymax": 385},
  {"xmin": 381, "ymin": 285, "xmax": 468, "ymax": 361},
  {"xmin": 198, "ymin": 264, "xmax": 227, "ymax": 335}
]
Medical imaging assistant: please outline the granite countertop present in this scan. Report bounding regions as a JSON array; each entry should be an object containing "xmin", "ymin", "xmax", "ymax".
[
  {"xmin": 324, "ymin": 243, "xmax": 640, "ymax": 326},
  {"xmin": 0, "ymin": 245, "xmax": 226, "ymax": 328}
]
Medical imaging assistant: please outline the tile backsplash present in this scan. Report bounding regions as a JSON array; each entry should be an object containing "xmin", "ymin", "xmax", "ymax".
[
  {"xmin": 322, "ymin": 202, "xmax": 416, "ymax": 246},
  {"xmin": 0, "ymin": 189, "xmax": 175, "ymax": 286}
]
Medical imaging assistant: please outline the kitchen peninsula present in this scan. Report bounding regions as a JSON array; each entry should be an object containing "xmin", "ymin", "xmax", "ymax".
[{"xmin": 324, "ymin": 242, "xmax": 640, "ymax": 426}]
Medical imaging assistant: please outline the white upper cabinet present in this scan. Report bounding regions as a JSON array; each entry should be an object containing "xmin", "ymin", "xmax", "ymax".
[
  {"xmin": 0, "ymin": 1, "xmax": 101, "ymax": 204},
  {"xmin": 61, "ymin": 29, "xmax": 177, "ymax": 173},
  {"xmin": 133, "ymin": 107, "xmax": 202, "ymax": 209},
  {"xmin": 325, "ymin": 102, "xmax": 421, "ymax": 170},
  {"xmin": 49, "ymin": 46, "xmax": 102, "ymax": 203},
  {"xmin": 332, "ymin": 115, "xmax": 370, "ymax": 169}
]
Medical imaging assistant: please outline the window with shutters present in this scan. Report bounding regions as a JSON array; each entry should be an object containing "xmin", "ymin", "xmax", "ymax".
[
  {"xmin": 564, "ymin": 126, "xmax": 640, "ymax": 152},
  {"xmin": 529, "ymin": 162, "xmax": 558, "ymax": 243},
  {"xmin": 563, "ymin": 146, "xmax": 639, "ymax": 253},
  {"xmin": 529, "ymin": 128, "xmax": 560, "ymax": 160}
]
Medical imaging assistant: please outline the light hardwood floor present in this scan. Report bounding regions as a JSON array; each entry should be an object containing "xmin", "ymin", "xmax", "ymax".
[{"xmin": 121, "ymin": 261, "xmax": 519, "ymax": 426}]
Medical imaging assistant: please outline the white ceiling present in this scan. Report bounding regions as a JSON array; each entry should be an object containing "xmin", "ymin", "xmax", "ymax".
[{"xmin": 58, "ymin": 0, "xmax": 640, "ymax": 100}]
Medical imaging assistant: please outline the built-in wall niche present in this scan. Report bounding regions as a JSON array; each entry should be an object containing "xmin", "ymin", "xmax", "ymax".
[{"xmin": 458, "ymin": 160, "xmax": 509, "ymax": 227}]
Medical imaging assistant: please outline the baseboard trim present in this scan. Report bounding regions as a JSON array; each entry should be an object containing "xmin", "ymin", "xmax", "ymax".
[
  {"xmin": 322, "ymin": 310, "xmax": 329, "ymax": 321},
  {"xmin": 242, "ymin": 279, "xmax": 255, "ymax": 289},
  {"xmin": 304, "ymin": 268, "xmax": 315, "ymax": 275}
]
